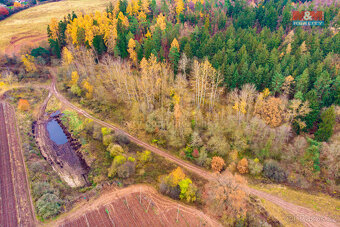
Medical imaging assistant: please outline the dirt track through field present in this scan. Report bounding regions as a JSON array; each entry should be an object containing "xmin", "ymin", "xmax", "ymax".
[
  {"xmin": 0, "ymin": 102, "xmax": 35, "ymax": 227},
  {"xmin": 47, "ymin": 71, "xmax": 339, "ymax": 227}
]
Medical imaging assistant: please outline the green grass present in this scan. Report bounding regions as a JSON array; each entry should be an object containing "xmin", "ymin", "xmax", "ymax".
[{"xmin": 0, "ymin": 0, "xmax": 113, "ymax": 51}]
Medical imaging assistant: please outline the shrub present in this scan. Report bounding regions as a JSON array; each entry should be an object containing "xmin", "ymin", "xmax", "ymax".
[
  {"xmin": 103, "ymin": 134, "xmax": 115, "ymax": 146},
  {"xmin": 32, "ymin": 182, "xmax": 58, "ymax": 200},
  {"xmin": 108, "ymin": 155, "xmax": 126, "ymax": 177},
  {"xmin": 237, "ymin": 158, "xmax": 249, "ymax": 174},
  {"xmin": 263, "ymin": 160, "xmax": 287, "ymax": 183},
  {"xmin": 211, "ymin": 156, "xmax": 226, "ymax": 172},
  {"xmin": 18, "ymin": 99, "xmax": 30, "ymax": 111},
  {"xmin": 178, "ymin": 178, "xmax": 197, "ymax": 203},
  {"xmin": 248, "ymin": 159, "xmax": 263, "ymax": 176},
  {"xmin": 101, "ymin": 127, "xmax": 111, "ymax": 136},
  {"xmin": 192, "ymin": 149, "xmax": 199, "ymax": 158},
  {"xmin": 116, "ymin": 133, "xmax": 130, "ymax": 145},
  {"xmin": 107, "ymin": 144, "xmax": 124, "ymax": 157},
  {"xmin": 137, "ymin": 150, "xmax": 152, "ymax": 166},
  {"xmin": 117, "ymin": 161, "xmax": 135, "ymax": 178},
  {"xmin": 36, "ymin": 193, "xmax": 63, "ymax": 219}
]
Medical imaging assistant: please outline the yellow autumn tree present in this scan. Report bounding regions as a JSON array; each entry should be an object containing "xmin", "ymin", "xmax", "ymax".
[
  {"xmin": 156, "ymin": 14, "xmax": 166, "ymax": 31},
  {"xmin": 176, "ymin": 0, "xmax": 184, "ymax": 20},
  {"xmin": 128, "ymin": 38, "xmax": 137, "ymax": 66},
  {"xmin": 48, "ymin": 18, "xmax": 59, "ymax": 40},
  {"xmin": 168, "ymin": 167, "xmax": 186, "ymax": 186},
  {"xmin": 62, "ymin": 47, "xmax": 73, "ymax": 65},
  {"xmin": 171, "ymin": 38, "xmax": 180, "ymax": 50},
  {"xmin": 141, "ymin": 0, "xmax": 150, "ymax": 13},
  {"xmin": 69, "ymin": 71, "xmax": 79, "ymax": 87},
  {"xmin": 21, "ymin": 54, "xmax": 37, "ymax": 72},
  {"xmin": 82, "ymin": 79, "xmax": 94, "ymax": 99}
]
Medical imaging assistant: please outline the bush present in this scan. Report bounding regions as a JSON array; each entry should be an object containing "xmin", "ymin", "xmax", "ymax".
[
  {"xmin": 211, "ymin": 156, "xmax": 225, "ymax": 172},
  {"xmin": 248, "ymin": 159, "xmax": 263, "ymax": 176},
  {"xmin": 117, "ymin": 161, "xmax": 135, "ymax": 178},
  {"xmin": 32, "ymin": 182, "xmax": 58, "ymax": 200},
  {"xmin": 178, "ymin": 178, "xmax": 197, "ymax": 202},
  {"xmin": 36, "ymin": 193, "xmax": 63, "ymax": 219},
  {"xmin": 108, "ymin": 155, "xmax": 126, "ymax": 177},
  {"xmin": 107, "ymin": 144, "xmax": 124, "ymax": 157},
  {"xmin": 159, "ymin": 180, "xmax": 181, "ymax": 199},
  {"xmin": 263, "ymin": 160, "xmax": 287, "ymax": 183},
  {"xmin": 116, "ymin": 133, "xmax": 130, "ymax": 145},
  {"xmin": 103, "ymin": 134, "xmax": 115, "ymax": 146},
  {"xmin": 237, "ymin": 158, "xmax": 249, "ymax": 174},
  {"xmin": 137, "ymin": 150, "xmax": 152, "ymax": 166}
]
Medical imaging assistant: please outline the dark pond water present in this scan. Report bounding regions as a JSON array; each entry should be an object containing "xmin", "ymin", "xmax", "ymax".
[{"xmin": 47, "ymin": 120, "xmax": 68, "ymax": 145}]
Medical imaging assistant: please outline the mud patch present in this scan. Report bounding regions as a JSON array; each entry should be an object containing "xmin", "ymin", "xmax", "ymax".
[{"xmin": 35, "ymin": 112, "xmax": 89, "ymax": 188}]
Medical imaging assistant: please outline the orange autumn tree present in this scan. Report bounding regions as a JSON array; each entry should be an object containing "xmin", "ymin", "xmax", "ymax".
[
  {"xmin": 237, "ymin": 158, "xmax": 249, "ymax": 174},
  {"xmin": 211, "ymin": 156, "xmax": 225, "ymax": 172},
  {"xmin": 13, "ymin": 2, "xmax": 22, "ymax": 8},
  {"xmin": 18, "ymin": 99, "xmax": 30, "ymax": 111}
]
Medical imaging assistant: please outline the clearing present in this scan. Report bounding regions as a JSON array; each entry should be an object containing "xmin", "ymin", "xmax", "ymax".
[{"xmin": 0, "ymin": 0, "xmax": 113, "ymax": 55}]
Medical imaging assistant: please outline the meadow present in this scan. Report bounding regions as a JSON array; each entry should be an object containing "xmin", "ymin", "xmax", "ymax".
[{"xmin": 0, "ymin": 0, "xmax": 113, "ymax": 54}]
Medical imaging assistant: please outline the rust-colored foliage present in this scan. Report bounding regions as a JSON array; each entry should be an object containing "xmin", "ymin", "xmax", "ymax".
[
  {"xmin": 18, "ymin": 99, "xmax": 30, "ymax": 111},
  {"xmin": 237, "ymin": 158, "xmax": 249, "ymax": 174},
  {"xmin": 211, "ymin": 156, "xmax": 225, "ymax": 172},
  {"xmin": 257, "ymin": 97, "xmax": 284, "ymax": 127}
]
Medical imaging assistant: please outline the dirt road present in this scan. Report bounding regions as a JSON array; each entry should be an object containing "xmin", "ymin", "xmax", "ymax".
[
  {"xmin": 0, "ymin": 102, "xmax": 35, "ymax": 227},
  {"xmin": 48, "ymin": 73, "xmax": 338, "ymax": 227}
]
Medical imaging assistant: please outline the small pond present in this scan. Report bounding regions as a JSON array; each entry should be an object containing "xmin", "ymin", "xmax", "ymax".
[{"xmin": 47, "ymin": 119, "xmax": 68, "ymax": 145}]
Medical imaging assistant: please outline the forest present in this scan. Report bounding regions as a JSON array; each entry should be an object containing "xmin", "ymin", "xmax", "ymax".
[
  {"xmin": 0, "ymin": 0, "xmax": 339, "ymax": 225},
  {"xmin": 44, "ymin": 0, "xmax": 339, "ymax": 191}
]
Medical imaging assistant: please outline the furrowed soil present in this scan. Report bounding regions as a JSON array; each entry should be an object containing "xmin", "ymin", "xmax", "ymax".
[
  {"xmin": 0, "ymin": 102, "xmax": 35, "ymax": 226},
  {"xmin": 52, "ymin": 185, "xmax": 221, "ymax": 227}
]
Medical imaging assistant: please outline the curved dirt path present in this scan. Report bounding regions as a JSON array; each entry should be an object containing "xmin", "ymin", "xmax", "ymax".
[{"xmin": 46, "ymin": 72, "xmax": 339, "ymax": 227}]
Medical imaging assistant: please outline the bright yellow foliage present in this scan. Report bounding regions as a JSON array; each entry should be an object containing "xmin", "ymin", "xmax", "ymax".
[
  {"xmin": 21, "ymin": 54, "xmax": 37, "ymax": 72},
  {"xmin": 49, "ymin": 18, "xmax": 59, "ymax": 40},
  {"xmin": 82, "ymin": 79, "xmax": 94, "ymax": 99},
  {"xmin": 176, "ymin": 0, "xmax": 184, "ymax": 17},
  {"xmin": 66, "ymin": 11, "xmax": 118, "ymax": 49},
  {"xmin": 128, "ymin": 38, "xmax": 137, "ymax": 65},
  {"xmin": 171, "ymin": 38, "xmax": 180, "ymax": 50},
  {"xmin": 168, "ymin": 167, "xmax": 186, "ymax": 186},
  {"xmin": 69, "ymin": 71, "xmax": 79, "ymax": 87},
  {"xmin": 145, "ymin": 29, "xmax": 152, "ymax": 38},
  {"xmin": 156, "ymin": 14, "xmax": 166, "ymax": 30},
  {"xmin": 62, "ymin": 47, "xmax": 73, "ymax": 65}
]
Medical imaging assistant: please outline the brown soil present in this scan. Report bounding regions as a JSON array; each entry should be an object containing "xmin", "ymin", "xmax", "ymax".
[
  {"xmin": 0, "ymin": 102, "xmax": 35, "ymax": 226},
  {"xmin": 51, "ymin": 185, "xmax": 222, "ymax": 227}
]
